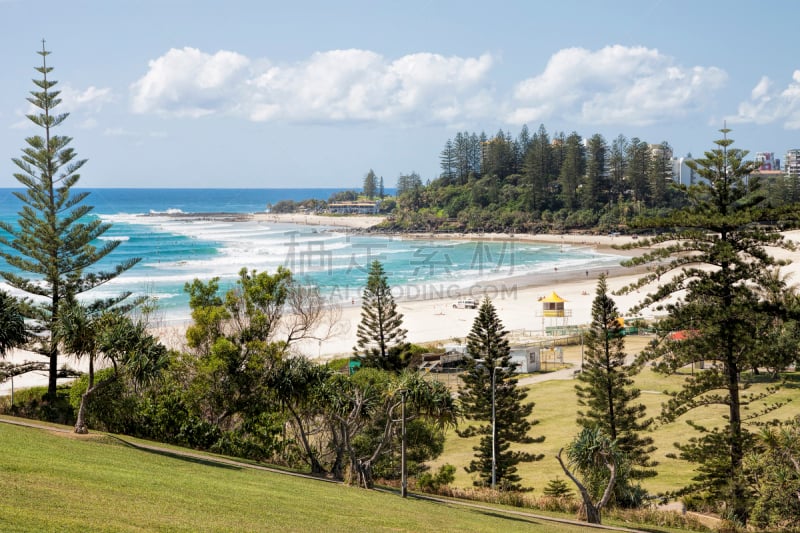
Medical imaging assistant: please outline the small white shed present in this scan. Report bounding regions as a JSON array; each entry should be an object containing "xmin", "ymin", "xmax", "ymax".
[{"xmin": 509, "ymin": 347, "xmax": 540, "ymax": 373}]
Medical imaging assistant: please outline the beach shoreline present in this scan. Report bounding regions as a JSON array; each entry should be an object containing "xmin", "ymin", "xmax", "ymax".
[
  {"xmin": 4, "ymin": 214, "xmax": 800, "ymax": 394},
  {"xmin": 137, "ymin": 212, "xmax": 660, "ymax": 361},
  {"xmin": 175, "ymin": 211, "xmax": 646, "ymax": 254}
]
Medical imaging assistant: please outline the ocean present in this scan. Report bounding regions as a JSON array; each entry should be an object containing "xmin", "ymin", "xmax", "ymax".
[{"xmin": 0, "ymin": 188, "xmax": 623, "ymax": 324}]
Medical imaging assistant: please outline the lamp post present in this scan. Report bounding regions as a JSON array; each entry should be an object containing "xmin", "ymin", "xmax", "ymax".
[
  {"xmin": 490, "ymin": 366, "xmax": 497, "ymax": 490},
  {"xmin": 399, "ymin": 388, "xmax": 408, "ymax": 498},
  {"xmin": 475, "ymin": 359, "xmax": 501, "ymax": 490}
]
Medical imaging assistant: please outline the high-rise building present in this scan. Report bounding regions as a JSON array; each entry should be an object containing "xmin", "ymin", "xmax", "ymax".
[
  {"xmin": 649, "ymin": 143, "xmax": 673, "ymax": 161},
  {"xmin": 785, "ymin": 149, "xmax": 800, "ymax": 176},
  {"xmin": 755, "ymin": 152, "xmax": 780, "ymax": 171},
  {"xmin": 671, "ymin": 155, "xmax": 701, "ymax": 186}
]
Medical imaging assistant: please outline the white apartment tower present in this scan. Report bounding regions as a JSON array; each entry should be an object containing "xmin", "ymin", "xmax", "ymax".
[
  {"xmin": 785, "ymin": 149, "xmax": 800, "ymax": 176},
  {"xmin": 671, "ymin": 155, "xmax": 701, "ymax": 186}
]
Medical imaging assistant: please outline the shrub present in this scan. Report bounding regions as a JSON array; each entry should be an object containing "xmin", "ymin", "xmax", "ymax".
[
  {"xmin": 543, "ymin": 477, "xmax": 574, "ymax": 498},
  {"xmin": 5, "ymin": 385, "xmax": 74, "ymax": 424},
  {"xmin": 417, "ymin": 464, "xmax": 456, "ymax": 492}
]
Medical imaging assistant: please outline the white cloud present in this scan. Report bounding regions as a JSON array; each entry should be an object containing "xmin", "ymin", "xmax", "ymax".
[
  {"xmin": 104, "ymin": 127, "xmax": 137, "ymax": 137},
  {"xmin": 751, "ymin": 76, "xmax": 771, "ymax": 100},
  {"xmin": 130, "ymin": 47, "xmax": 495, "ymax": 125},
  {"xmin": 131, "ymin": 47, "xmax": 250, "ymax": 118},
  {"xmin": 103, "ymin": 127, "xmax": 167, "ymax": 140},
  {"xmin": 508, "ymin": 45, "xmax": 727, "ymax": 126},
  {"xmin": 58, "ymin": 85, "xmax": 114, "ymax": 114},
  {"xmin": 729, "ymin": 70, "xmax": 800, "ymax": 129},
  {"xmin": 10, "ymin": 83, "xmax": 113, "ymax": 129}
]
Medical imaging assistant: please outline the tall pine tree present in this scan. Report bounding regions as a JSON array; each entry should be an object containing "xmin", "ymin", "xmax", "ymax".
[
  {"xmin": 575, "ymin": 275, "xmax": 656, "ymax": 488},
  {"xmin": 457, "ymin": 297, "xmax": 543, "ymax": 490},
  {"xmin": 363, "ymin": 169, "xmax": 377, "ymax": 199},
  {"xmin": 353, "ymin": 260, "xmax": 408, "ymax": 371},
  {"xmin": 0, "ymin": 43, "xmax": 140, "ymax": 399},
  {"xmin": 620, "ymin": 128, "xmax": 794, "ymax": 523}
]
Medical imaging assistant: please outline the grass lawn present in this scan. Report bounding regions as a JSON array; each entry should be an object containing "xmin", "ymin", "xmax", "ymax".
[
  {"xmin": 433, "ymin": 334, "xmax": 800, "ymax": 497},
  {"xmin": 0, "ymin": 421, "xmax": 612, "ymax": 532}
]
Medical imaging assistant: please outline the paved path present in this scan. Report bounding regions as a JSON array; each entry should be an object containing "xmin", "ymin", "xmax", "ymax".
[{"xmin": 517, "ymin": 366, "xmax": 579, "ymax": 386}]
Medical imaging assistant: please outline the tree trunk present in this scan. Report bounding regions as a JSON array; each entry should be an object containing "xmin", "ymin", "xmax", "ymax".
[
  {"xmin": 726, "ymin": 355, "xmax": 748, "ymax": 523},
  {"xmin": 556, "ymin": 448, "xmax": 616, "ymax": 525},
  {"xmin": 352, "ymin": 457, "xmax": 373, "ymax": 489},
  {"xmin": 288, "ymin": 407, "xmax": 326, "ymax": 476},
  {"xmin": 74, "ymin": 390, "xmax": 91, "ymax": 434},
  {"xmin": 73, "ymin": 376, "xmax": 116, "ymax": 434},
  {"xmin": 47, "ymin": 345, "xmax": 58, "ymax": 400},
  {"xmin": 329, "ymin": 422, "xmax": 346, "ymax": 481}
]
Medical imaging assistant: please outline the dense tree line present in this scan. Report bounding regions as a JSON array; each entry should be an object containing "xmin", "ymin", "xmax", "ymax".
[{"xmin": 388, "ymin": 125, "xmax": 685, "ymax": 233}]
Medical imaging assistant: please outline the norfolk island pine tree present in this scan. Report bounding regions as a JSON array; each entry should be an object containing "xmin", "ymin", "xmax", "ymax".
[
  {"xmin": 616, "ymin": 128, "xmax": 797, "ymax": 523},
  {"xmin": 575, "ymin": 274, "xmax": 656, "ymax": 506},
  {"xmin": 353, "ymin": 260, "xmax": 409, "ymax": 371},
  {"xmin": 0, "ymin": 43, "xmax": 140, "ymax": 400},
  {"xmin": 457, "ymin": 297, "xmax": 544, "ymax": 491}
]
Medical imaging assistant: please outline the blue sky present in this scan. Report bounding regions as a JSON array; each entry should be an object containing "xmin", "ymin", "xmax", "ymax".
[{"xmin": 2, "ymin": 0, "xmax": 799, "ymax": 188}]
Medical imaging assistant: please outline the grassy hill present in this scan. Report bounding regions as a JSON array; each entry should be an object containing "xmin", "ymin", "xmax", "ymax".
[
  {"xmin": 0, "ymin": 420, "xmax": 619, "ymax": 532},
  {"xmin": 433, "ymin": 335, "xmax": 800, "ymax": 496},
  {"xmin": 4, "ymin": 335, "xmax": 794, "ymax": 531}
]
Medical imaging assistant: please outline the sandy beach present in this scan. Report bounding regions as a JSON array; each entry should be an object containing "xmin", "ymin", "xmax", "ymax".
[
  {"xmin": 253, "ymin": 212, "xmax": 387, "ymax": 229},
  {"xmin": 4, "ymin": 216, "xmax": 800, "ymax": 394}
]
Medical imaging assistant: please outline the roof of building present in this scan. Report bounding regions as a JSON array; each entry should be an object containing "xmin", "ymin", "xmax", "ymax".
[{"xmin": 540, "ymin": 291, "xmax": 567, "ymax": 303}]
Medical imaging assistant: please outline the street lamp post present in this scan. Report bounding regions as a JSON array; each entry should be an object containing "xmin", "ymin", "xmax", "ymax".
[
  {"xmin": 399, "ymin": 389, "xmax": 408, "ymax": 498},
  {"xmin": 491, "ymin": 366, "xmax": 497, "ymax": 490},
  {"xmin": 475, "ymin": 359, "xmax": 501, "ymax": 490}
]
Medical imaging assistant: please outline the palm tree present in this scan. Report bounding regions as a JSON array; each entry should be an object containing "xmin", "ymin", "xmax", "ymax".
[
  {"xmin": 0, "ymin": 290, "xmax": 27, "ymax": 355},
  {"xmin": 0, "ymin": 291, "xmax": 39, "ymax": 404},
  {"xmin": 57, "ymin": 301, "xmax": 104, "ymax": 433},
  {"xmin": 58, "ymin": 303, "xmax": 167, "ymax": 433},
  {"xmin": 556, "ymin": 427, "xmax": 621, "ymax": 525}
]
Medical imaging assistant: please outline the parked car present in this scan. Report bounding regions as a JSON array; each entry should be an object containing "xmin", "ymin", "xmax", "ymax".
[{"xmin": 453, "ymin": 298, "xmax": 477, "ymax": 309}]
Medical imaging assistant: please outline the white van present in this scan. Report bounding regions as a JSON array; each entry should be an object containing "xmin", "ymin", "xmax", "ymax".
[{"xmin": 453, "ymin": 298, "xmax": 477, "ymax": 309}]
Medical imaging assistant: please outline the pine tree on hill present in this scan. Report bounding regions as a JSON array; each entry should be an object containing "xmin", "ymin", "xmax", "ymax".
[
  {"xmin": 0, "ymin": 42, "xmax": 140, "ymax": 399},
  {"xmin": 363, "ymin": 169, "xmax": 377, "ymax": 200},
  {"xmin": 618, "ymin": 128, "xmax": 797, "ymax": 523},
  {"xmin": 353, "ymin": 260, "xmax": 409, "ymax": 371},
  {"xmin": 457, "ymin": 297, "xmax": 544, "ymax": 490},
  {"xmin": 575, "ymin": 275, "xmax": 656, "ymax": 504}
]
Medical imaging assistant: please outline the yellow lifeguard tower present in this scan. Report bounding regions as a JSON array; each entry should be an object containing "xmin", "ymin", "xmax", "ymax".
[
  {"xmin": 531, "ymin": 291, "xmax": 572, "ymax": 369},
  {"xmin": 537, "ymin": 291, "xmax": 572, "ymax": 333}
]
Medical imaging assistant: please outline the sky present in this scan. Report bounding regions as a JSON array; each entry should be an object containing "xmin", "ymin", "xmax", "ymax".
[{"xmin": 1, "ymin": 0, "xmax": 800, "ymax": 189}]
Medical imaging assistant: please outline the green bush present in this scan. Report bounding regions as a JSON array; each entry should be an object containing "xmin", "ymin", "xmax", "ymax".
[
  {"xmin": 417, "ymin": 464, "xmax": 456, "ymax": 492},
  {"xmin": 67, "ymin": 368, "xmax": 131, "ymax": 432},
  {"xmin": 542, "ymin": 477, "xmax": 574, "ymax": 498},
  {"xmin": 5, "ymin": 385, "xmax": 74, "ymax": 424}
]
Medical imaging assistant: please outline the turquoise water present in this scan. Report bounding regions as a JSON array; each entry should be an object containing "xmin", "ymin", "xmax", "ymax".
[{"xmin": 0, "ymin": 188, "xmax": 623, "ymax": 323}]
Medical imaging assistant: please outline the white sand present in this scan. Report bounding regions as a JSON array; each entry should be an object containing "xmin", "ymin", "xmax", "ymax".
[
  {"xmin": 5, "ymin": 229, "xmax": 800, "ymax": 394},
  {"xmin": 253, "ymin": 212, "xmax": 386, "ymax": 229}
]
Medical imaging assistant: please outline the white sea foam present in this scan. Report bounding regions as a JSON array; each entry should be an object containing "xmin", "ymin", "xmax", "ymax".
[
  {"xmin": 85, "ymin": 211, "xmax": 628, "ymax": 322},
  {"xmin": 150, "ymin": 208, "xmax": 185, "ymax": 215}
]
